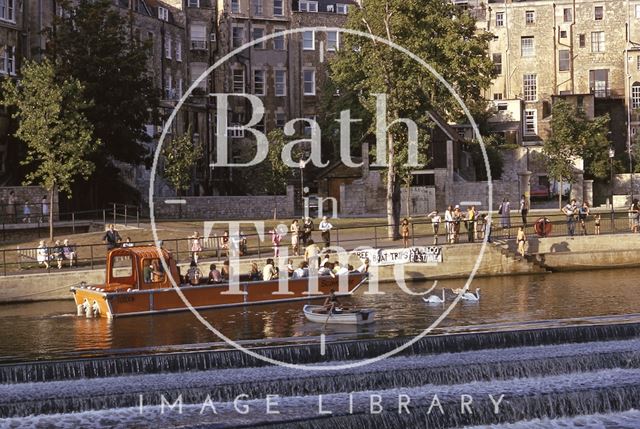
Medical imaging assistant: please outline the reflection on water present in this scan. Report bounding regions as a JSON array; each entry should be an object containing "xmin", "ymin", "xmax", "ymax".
[{"xmin": 1, "ymin": 268, "xmax": 639, "ymax": 363}]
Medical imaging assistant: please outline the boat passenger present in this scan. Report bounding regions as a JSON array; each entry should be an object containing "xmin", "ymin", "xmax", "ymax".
[
  {"xmin": 151, "ymin": 260, "xmax": 164, "ymax": 282},
  {"xmin": 286, "ymin": 259, "xmax": 295, "ymax": 277},
  {"xmin": 208, "ymin": 263, "xmax": 222, "ymax": 283},
  {"xmin": 122, "ymin": 237, "xmax": 134, "ymax": 248},
  {"xmin": 262, "ymin": 258, "xmax": 278, "ymax": 281},
  {"xmin": 334, "ymin": 263, "xmax": 349, "ymax": 276},
  {"xmin": 143, "ymin": 262, "xmax": 153, "ymax": 283},
  {"xmin": 249, "ymin": 262, "xmax": 262, "ymax": 281},
  {"xmin": 356, "ymin": 257, "xmax": 370, "ymax": 274},
  {"xmin": 186, "ymin": 260, "xmax": 202, "ymax": 285},
  {"xmin": 292, "ymin": 261, "xmax": 308, "ymax": 279},
  {"xmin": 304, "ymin": 239, "xmax": 320, "ymax": 273},
  {"xmin": 318, "ymin": 262, "xmax": 335, "ymax": 277},
  {"xmin": 221, "ymin": 260, "xmax": 230, "ymax": 280}
]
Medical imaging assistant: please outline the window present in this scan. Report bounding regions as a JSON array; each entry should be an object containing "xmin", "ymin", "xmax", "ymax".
[
  {"xmin": 327, "ymin": 5, "xmax": 334, "ymax": 12},
  {"xmin": 577, "ymin": 96, "xmax": 584, "ymax": 112},
  {"xmin": 147, "ymin": 31, "xmax": 154, "ymax": 48},
  {"xmin": 233, "ymin": 69, "xmax": 245, "ymax": 93},
  {"xmin": 303, "ymin": 69, "xmax": 315, "ymax": 95},
  {"xmin": 495, "ymin": 12, "xmax": 504, "ymax": 27},
  {"xmin": 336, "ymin": 3, "xmax": 348, "ymax": 14},
  {"xmin": 165, "ymin": 73, "xmax": 173, "ymax": 99},
  {"xmin": 521, "ymin": 36, "xmax": 534, "ymax": 57},
  {"xmin": 252, "ymin": 0, "xmax": 263, "ymax": 15},
  {"xmin": 492, "ymin": 53, "xmax": 502, "ymax": 75},
  {"xmin": 232, "ymin": 25, "xmax": 245, "ymax": 48},
  {"xmin": 303, "ymin": 31, "xmax": 315, "ymax": 50},
  {"xmin": 165, "ymin": 38, "xmax": 172, "ymax": 59},
  {"xmin": 275, "ymin": 70, "xmax": 286, "ymax": 96},
  {"xmin": 591, "ymin": 31, "xmax": 605, "ymax": 52},
  {"xmin": 299, "ymin": 0, "xmax": 318, "ymax": 12},
  {"xmin": 304, "ymin": 115, "xmax": 316, "ymax": 136},
  {"xmin": 176, "ymin": 40, "xmax": 182, "ymax": 61},
  {"xmin": 523, "ymin": 73, "xmax": 537, "ymax": 101},
  {"xmin": 191, "ymin": 63, "xmax": 207, "ymax": 88},
  {"xmin": 253, "ymin": 70, "xmax": 265, "ymax": 95},
  {"xmin": 559, "ymin": 30, "xmax": 567, "ymax": 39},
  {"xmin": 594, "ymin": 5, "xmax": 603, "ymax": 20},
  {"xmin": 158, "ymin": 6, "xmax": 169, "ymax": 21},
  {"xmin": 0, "ymin": 45, "xmax": 15, "ymax": 75},
  {"xmin": 327, "ymin": 31, "xmax": 339, "ymax": 51},
  {"xmin": 493, "ymin": 93, "xmax": 503, "ymax": 100},
  {"xmin": 563, "ymin": 8, "xmax": 572, "ymax": 22},
  {"xmin": 525, "ymin": 11, "xmax": 535, "ymax": 25},
  {"xmin": 637, "ymin": 55, "xmax": 640, "ymax": 71},
  {"xmin": 177, "ymin": 78, "xmax": 183, "ymax": 98},
  {"xmin": 252, "ymin": 27, "xmax": 264, "ymax": 49},
  {"xmin": 273, "ymin": 29, "xmax": 285, "ymax": 50},
  {"xmin": 636, "ymin": 5, "xmax": 640, "ymax": 19},
  {"xmin": 275, "ymin": 112, "xmax": 286, "ymax": 128},
  {"xmin": 273, "ymin": 0, "xmax": 283, "ymax": 16},
  {"xmin": 0, "ymin": 0, "xmax": 14, "ymax": 21},
  {"xmin": 188, "ymin": 0, "xmax": 199, "ymax": 7},
  {"xmin": 190, "ymin": 24, "xmax": 207, "ymax": 50},
  {"xmin": 579, "ymin": 34, "xmax": 586, "ymax": 48},
  {"xmin": 589, "ymin": 69, "xmax": 609, "ymax": 98},
  {"xmin": 231, "ymin": 0, "xmax": 240, "ymax": 13},
  {"xmin": 524, "ymin": 110, "xmax": 537, "ymax": 136},
  {"xmin": 559, "ymin": 50, "xmax": 570, "ymax": 71}
]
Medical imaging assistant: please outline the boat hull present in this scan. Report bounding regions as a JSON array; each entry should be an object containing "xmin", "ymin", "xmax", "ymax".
[
  {"xmin": 71, "ymin": 273, "xmax": 368, "ymax": 318},
  {"xmin": 303, "ymin": 305, "xmax": 376, "ymax": 325}
]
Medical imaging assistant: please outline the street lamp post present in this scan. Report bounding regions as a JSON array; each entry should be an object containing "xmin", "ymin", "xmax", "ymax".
[
  {"xmin": 609, "ymin": 147, "xmax": 615, "ymax": 211},
  {"xmin": 299, "ymin": 159, "xmax": 306, "ymax": 216}
]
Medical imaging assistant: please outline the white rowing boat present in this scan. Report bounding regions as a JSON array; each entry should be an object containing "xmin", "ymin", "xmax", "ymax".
[{"xmin": 303, "ymin": 305, "xmax": 376, "ymax": 325}]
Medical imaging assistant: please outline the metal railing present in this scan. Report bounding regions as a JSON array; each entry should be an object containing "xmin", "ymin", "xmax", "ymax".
[{"xmin": 0, "ymin": 209, "xmax": 636, "ymax": 277}]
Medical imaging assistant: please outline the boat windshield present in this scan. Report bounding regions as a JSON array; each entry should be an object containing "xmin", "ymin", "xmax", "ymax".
[{"xmin": 111, "ymin": 255, "xmax": 133, "ymax": 280}]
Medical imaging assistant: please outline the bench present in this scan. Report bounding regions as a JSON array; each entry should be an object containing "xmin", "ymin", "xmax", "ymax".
[{"xmin": 16, "ymin": 246, "xmax": 40, "ymax": 269}]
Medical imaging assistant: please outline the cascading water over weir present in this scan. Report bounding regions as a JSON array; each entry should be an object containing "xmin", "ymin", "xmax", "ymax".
[{"xmin": 1, "ymin": 322, "xmax": 640, "ymax": 427}]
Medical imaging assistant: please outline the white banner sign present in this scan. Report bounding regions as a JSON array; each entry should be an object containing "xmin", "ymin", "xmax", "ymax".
[{"xmin": 354, "ymin": 246, "xmax": 443, "ymax": 266}]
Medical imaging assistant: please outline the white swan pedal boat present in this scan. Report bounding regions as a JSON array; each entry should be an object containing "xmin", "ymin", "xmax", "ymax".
[{"xmin": 303, "ymin": 305, "xmax": 375, "ymax": 325}]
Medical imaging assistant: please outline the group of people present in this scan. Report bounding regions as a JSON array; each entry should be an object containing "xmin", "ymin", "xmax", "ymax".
[
  {"xmin": 36, "ymin": 239, "xmax": 77, "ymax": 269},
  {"xmin": 424, "ymin": 205, "xmax": 492, "ymax": 245},
  {"xmin": 1, "ymin": 192, "xmax": 50, "ymax": 224},
  {"xmin": 562, "ymin": 199, "xmax": 595, "ymax": 236}
]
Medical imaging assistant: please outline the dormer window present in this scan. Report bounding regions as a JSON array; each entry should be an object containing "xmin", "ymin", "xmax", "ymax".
[
  {"xmin": 158, "ymin": 7, "xmax": 169, "ymax": 21},
  {"xmin": 336, "ymin": 3, "xmax": 348, "ymax": 14}
]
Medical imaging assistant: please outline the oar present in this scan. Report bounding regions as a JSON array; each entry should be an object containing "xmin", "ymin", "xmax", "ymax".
[{"xmin": 323, "ymin": 302, "xmax": 335, "ymax": 329}]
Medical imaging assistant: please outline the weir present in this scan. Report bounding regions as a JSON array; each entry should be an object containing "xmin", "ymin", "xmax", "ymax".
[
  {"xmin": 0, "ymin": 323, "xmax": 640, "ymax": 427},
  {"xmin": 3, "ymin": 321, "xmax": 640, "ymax": 384}
]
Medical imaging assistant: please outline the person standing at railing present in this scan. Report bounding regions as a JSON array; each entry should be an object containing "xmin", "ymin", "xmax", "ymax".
[
  {"xmin": 190, "ymin": 231, "xmax": 202, "ymax": 263},
  {"xmin": 102, "ymin": 224, "xmax": 122, "ymax": 250},
  {"xmin": 22, "ymin": 200, "xmax": 31, "ymax": 224},
  {"xmin": 427, "ymin": 210, "xmax": 440, "ymax": 245},
  {"xmin": 290, "ymin": 219, "xmax": 300, "ymax": 256},
  {"xmin": 519, "ymin": 194, "xmax": 529, "ymax": 226},
  {"xmin": 40, "ymin": 196, "xmax": 49, "ymax": 224},
  {"xmin": 319, "ymin": 216, "xmax": 333, "ymax": 248},
  {"xmin": 578, "ymin": 202, "xmax": 590, "ymax": 235},
  {"xmin": 562, "ymin": 199, "xmax": 578, "ymax": 236},
  {"xmin": 401, "ymin": 218, "xmax": 410, "ymax": 247},
  {"xmin": 302, "ymin": 217, "xmax": 314, "ymax": 246},
  {"xmin": 36, "ymin": 240, "xmax": 50, "ymax": 269},
  {"xmin": 631, "ymin": 199, "xmax": 640, "ymax": 234},
  {"xmin": 466, "ymin": 205, "xmax": 476, "ymax": 243},
  {"xmin": 498, "ymin": 197, "xmax": 511, "ymax": 237},
  {"xmin": 444, "ymin": 205, "xmax": 454, "ymax": 244}
]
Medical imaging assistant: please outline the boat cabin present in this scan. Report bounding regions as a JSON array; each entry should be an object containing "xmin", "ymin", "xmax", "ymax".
[{"xmin": 105, "ymin": 246, "xmax": 180, "ymax": 292}]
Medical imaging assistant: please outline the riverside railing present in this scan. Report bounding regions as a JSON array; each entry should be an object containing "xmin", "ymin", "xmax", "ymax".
[{"xmin": 0, "ymin": 209, "xmax": 636, "ymax": 277}]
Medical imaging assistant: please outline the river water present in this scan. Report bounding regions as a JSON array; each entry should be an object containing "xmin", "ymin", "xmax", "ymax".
[{"xmin": 1, "ymin": 268, "xmax": 639, "ymax": 363}]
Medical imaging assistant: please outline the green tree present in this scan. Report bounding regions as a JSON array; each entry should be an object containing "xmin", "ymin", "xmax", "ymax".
[
  {"xmin": 1, "ymin": 59, "xmax": 100, "ymax": 241},
  {"xmin": 162, "ymin": 127, "xmax": 203, "ymax": 196},
  {"xmin": 48, "ymin": 0, "xmax": 158, "ymax": 206},
  {"xmin": 544, "ymin": 100, "xmax": 610, "ymax": 207},
  {"xmin": 327, "ymin": 0, "xmax": 495, "ymax": 238}
]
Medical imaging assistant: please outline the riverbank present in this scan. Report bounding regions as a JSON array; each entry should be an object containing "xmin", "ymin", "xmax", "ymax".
[{"xmin": 0, "ymin": 234, "xmax": 637, "ymax": 303}]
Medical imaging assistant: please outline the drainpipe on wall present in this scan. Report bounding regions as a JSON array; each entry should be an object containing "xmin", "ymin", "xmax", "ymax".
[{"xmin": 626, "ymin": 0, "xmax": 634, "ymax": 200}]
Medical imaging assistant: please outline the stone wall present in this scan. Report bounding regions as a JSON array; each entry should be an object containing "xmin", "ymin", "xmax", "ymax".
[
  {"xmin": 0, "ymin": 186, "xmax": 59, "ymax": 223},
  {"xmin": 153, "ymin": 185, "xmax": 295, "ymax": 219},
  {"xmin": 448, "ymin": 180, "xmax": 520, "ymax": 212}
]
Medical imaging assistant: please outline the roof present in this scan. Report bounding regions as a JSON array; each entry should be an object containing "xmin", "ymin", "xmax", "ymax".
[
  {"xmin": 109, "ymin": 245, "xmax": 171, "ymax": 261},
  {"xmin": 426, "ymin": 110, "xmax": 464, "ymax": 142}
]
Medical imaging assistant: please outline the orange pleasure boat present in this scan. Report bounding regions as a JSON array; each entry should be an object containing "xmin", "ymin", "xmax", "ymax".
[{"xmin": 71, "ymin": 246, "xmax": 368, "ymax": 319}]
